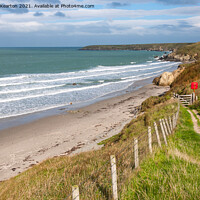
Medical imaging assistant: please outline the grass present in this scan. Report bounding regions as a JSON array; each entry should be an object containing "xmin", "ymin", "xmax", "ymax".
[
  {"xmin": 190, "ymin": 110, "xmax": 200, "ymax": 127},
  {"xmin": 0, "ymin": 100, "xmax": 178, "ymax": 200},
  {"xmin": 121, "ymin": 105, "xmax": 200, "ymax": 199},
  {"xmin": 189, "ymin": 100, "xmax": 200, "ymax": 113},
  {"xmin": 99, "ymin": 100, "xmax": 177, "ymax": 146},
  {"xmin": 0, "ymin": 95, "xmax": 199, "ymax": 199},
  {"xmin": 170, "ymin": 61, "xmax": 200, "ymax": 95},
  {"xmin": 176, "ymin": 42, "xmax": 200, "ymax": 60}
]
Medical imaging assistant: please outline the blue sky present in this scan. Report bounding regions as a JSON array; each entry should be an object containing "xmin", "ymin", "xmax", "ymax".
[{"xmin": 0, "ymin": 0, "xmax": 199, "ymax": 47}]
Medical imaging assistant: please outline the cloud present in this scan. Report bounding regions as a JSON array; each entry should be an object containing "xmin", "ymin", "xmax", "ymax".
[
  {"xmin": 107, "ymin": 2, "xmax": 129, "ymax": 8},
  {"xmin": 3, "ymin": 6, "xmax": 29, "ymax": 14},
  {"xmin": 12, "ymin": 0, "xmax": 30, "ymax": 2},
  {"xmin": 34, "ymin": 12, "xmax": 44, "ymax": 17},
  {"xmin": 54, "ymin": 12, "xmax": 66, "ymax": 17},
  {"xmin": 152, "ymin": 20, "xmax": 194, "ymax": 32},
  {"xmin": 96, "ymin": 0, "xmax": 200, "ymax": 4},
  {"xmin": 78, "ymin": 21, "xmax": 111, "ymax": 34},
  {"xmin": 83, "ymin": 0, "xmax": 151, "ymax": 4},
  {"xmin": 35, "ymin": 0, "xmax": 61, "ymax": 3},
  {"xmin": 156, "ymin": 0, "xmax": 200, "ymax": 5}
]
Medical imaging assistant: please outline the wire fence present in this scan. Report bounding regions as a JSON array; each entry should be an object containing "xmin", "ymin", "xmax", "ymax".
[{"xmin": 64, "ymin": 102, "xmax": 180, "ymax": 200}]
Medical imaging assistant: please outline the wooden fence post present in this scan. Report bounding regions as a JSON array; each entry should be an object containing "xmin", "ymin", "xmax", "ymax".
[
  {"xmin": 159, "ymin": 119, "xmax": 168, "ymax": 146},
  {"xmin": 110, "ymin": 155, "xmax": 118, "ymax": 200},
  {"xmin": 176, "ymin": 112, "xmax": 178, "ymax": 125},
  {"xmin": 148, "ymin": 126, "xmax": 152, "ymax": 154},
  {"xmin": 169, "ymin": 116, "xmax": 173, "ymax": 132},
  {"xmin": 134, "ymin": 139, "xmax": 139, "ymax": 168},
  {"xmin": 154, "ymin": 122, "xmax": 161, "ymax": 147},
  {"xmin": 173, "ymin": 114, "xmax": 176, "ymax": 128},
  {"xmin": 192, "ymin": 92, "xmax": 195, "ymax": 104},
  {"xmin": 172, "ymin": 114, "xmax": 175, "ymax": 129},
  {"xmin": 165, "ymin": 118, "xmax": 171, "ymax": 135},
  {"xmin": 72, "ymin": 185, "xmax": 79, "ymax": 200},
  {"xmin": 161, "ymin": 119, "xmax": 168, "ymax": 136}
]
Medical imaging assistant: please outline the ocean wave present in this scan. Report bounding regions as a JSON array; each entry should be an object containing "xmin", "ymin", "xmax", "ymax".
[
  {"xmin": 0, "ymin": 62, "xmax": 174, "ymax": 87},
  {"xmin": 0, "ymin": 84, "xmax": 65, "ymax": 95},
  {"xmin": 0, "ymin": 75, "xmax": 26, "ymax": 81}
]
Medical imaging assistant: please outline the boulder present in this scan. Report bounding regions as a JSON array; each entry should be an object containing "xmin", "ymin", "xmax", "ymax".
[
  {"xmin": 152, "ymin": 77, "xmax": 160, "ymax": 85},
  {"xmin": 153, "ymin": 67, "xmax": 185, "ymax": 86},
  {"xmin": 158, "ymin": 72, "xmax": 174, "ymax": 86}
]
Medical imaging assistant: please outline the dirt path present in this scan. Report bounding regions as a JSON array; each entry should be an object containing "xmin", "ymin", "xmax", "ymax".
[{"xmin": 187, "ymin": 110, "xmax": 200, "ymax": 134}]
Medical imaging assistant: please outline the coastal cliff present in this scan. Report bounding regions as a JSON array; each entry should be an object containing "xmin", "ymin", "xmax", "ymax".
[
  {"xmin": 160, "ymin": 42, "xmax": 200, "ymax": 62},
  {"xmin": 153, "ymin": 42, "xmax": 200, "ymax": 86}
]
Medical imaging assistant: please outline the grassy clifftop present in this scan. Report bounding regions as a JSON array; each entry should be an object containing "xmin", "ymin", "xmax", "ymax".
[
  {"xmin": 176, "ymin": 42, "xmax": 200, "ymax": 59},
  {"xmin": 81, "ymin": 43, "xmax": 192, "ymax": 51},
  {"xmin": 164, "ymin": 42, "xmax": 200, "ymax": 61},
  {"xmin": 170, "ymin": 61, "xmax": 200, "ymax": 96}
]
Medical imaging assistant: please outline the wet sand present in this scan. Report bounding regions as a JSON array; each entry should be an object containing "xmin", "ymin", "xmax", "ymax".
[{"xmin": 0, "ymin": 84, "xmax": 169, "ymax": 181}]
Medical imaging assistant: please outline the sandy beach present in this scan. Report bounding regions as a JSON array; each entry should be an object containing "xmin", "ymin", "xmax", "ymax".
[{"xmin": 0, "ymin": 84, "xmax": 169, "ymax": 181}]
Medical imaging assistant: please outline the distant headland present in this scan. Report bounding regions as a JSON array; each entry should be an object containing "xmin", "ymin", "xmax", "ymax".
[
  {"xmin": 80, "ymin": 43, "xmax": 192, "ymax": 51},
  {"xmin": 81, "ymin": 42, "xmax": 200, "ymax": 62}
]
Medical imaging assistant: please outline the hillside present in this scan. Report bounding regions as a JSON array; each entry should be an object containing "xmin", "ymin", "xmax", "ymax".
[
  {"xmin": 0, "ymin": 43, "xmax": 200, "ymax": 199},
  {"xmin": 80, "ymin": 43, "xmax": 192, "ymax": 51},
  {"xmin": 0, "ymin": 90, "xmax": 200, "ymax": 199},
  {"xmin": 164, "ymin": 42, "xmax": 200, "ymax": 62},
  {"xmin": 122, "ymin": 105, "xmax": 200, "ymax": 199}
]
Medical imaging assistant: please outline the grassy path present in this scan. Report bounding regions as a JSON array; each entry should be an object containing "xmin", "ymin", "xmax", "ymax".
[
  {"xmin": 187, "ymin": 109, "xmax": 200, "ymax": 134},
  {"xmin": 121, "ymin": 105, "xmax": 200, "ymax": 199}
]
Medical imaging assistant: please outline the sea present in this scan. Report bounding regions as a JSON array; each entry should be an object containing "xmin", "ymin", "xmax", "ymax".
[{"xmin": 0, "ymin": 47, "xmax": 180, "ymax": 127}]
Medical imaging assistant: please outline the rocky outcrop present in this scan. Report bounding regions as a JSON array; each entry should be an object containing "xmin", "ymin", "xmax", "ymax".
[
  {"xmin": 160, "ymin": 50, "xmax": 198, "ymax": 62},
  {"xmin": 163, "ymin": 53, "xmax": 195, "ymax": 62},
  {"xmin": 153, "ymin": 67, "xmax": 185, "ymax": 86},
  {"xmin": 153, "ymin": 72, "xmax": 174, "ymax": 86}
]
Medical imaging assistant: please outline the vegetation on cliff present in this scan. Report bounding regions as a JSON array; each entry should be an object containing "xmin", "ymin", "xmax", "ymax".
[
  {"xmin": 153, "ymin": 42, "xmax": 200, "ymax": 86},
  {"xmin": 80, "ymin": 43, "xmax": 192, "ymax": 51},
  {"xmin": 171, "ymin": 61, "xmax": 200, "ymax": 96},
  {"xmin": 164, "ymin": 42, "xmax": 200, "ymax": 62},
  {"xmin": 176, "ymin": 42, "xmax": 200, "ymax": 60}
]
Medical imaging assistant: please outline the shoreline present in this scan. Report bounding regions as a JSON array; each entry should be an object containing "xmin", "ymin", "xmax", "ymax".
[
  {"xmin": 0, "ymin": 73, "xmax": 174, "ymax": 131},
  {"xmin": 0, "ymin": 83, "xmax": 170, "ymax": 181}
]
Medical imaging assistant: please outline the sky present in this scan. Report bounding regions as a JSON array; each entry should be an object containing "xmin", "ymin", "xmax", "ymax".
[{"xmin": 0, "ymin": 0, "xmax": 200, "ymax": 47}]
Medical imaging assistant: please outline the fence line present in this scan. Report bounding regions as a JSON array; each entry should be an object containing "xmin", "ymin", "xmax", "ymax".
[{"xmin": 65, "ymin": 103, "xmax": 180, "ymax": 200}]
